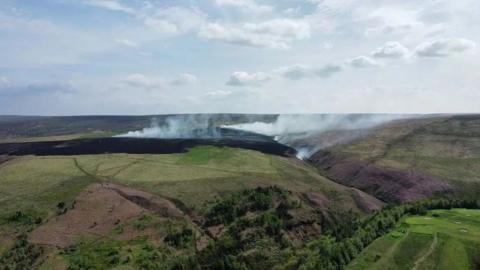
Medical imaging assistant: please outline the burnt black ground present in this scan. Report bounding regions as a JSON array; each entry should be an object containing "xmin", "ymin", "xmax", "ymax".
[{"xmin": 0, "ymin": 137, "xmax": 296, "ymax": 157}]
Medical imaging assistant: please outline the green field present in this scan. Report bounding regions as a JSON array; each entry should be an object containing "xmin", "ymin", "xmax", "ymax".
[
  {"xmin": 0, "ymin": 146, "xmax": 363, "ymax": 217},
  {"xmin": 347, "ymin": 209, "xmax": 480, "ymax": 270}
]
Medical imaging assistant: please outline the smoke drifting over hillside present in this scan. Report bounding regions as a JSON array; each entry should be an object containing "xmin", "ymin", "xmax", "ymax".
[
  {"xmin": 118, "ymin": 114, "xmax": 412, "ymax": 159},
  {"xmin": 117, "ymin": 115, "xmax": 219, "ymax": 138},
  {"xmin": 225, "ymin": 114, "xmax": 411, "ymax": 159}
]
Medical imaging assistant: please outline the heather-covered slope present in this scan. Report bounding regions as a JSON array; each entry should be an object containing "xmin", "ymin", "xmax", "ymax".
[{"xmin": 309, "ymin": 115, "xmax": 480, "ymax": 203}]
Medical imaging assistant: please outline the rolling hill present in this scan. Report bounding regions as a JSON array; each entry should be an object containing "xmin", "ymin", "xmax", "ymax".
[{"xmin": 0, "ymin": 114, "xmax": 480, "ymax": 269}]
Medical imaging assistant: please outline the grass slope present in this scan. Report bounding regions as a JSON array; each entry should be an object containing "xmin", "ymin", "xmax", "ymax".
[
  {"xmin": 335, "ymin": 115, "xmax": 480, "ymax": 198},
  {"xmin": 0, "ymin": 146, "xmax": 374, "ymax": 262},
  {"xmin": 0, "ymin": 146, "xmax": 364, "ymax": 214},
  {"xmin": 347, "ymin": 209, "xmax": 480, "ymax": 270}
]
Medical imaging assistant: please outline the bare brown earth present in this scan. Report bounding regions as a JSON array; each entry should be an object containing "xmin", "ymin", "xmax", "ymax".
[
  {"xmin": 309, "ymin": 150, "xmax": 452, "ymax": 203},
  {"xmin": 29, "ymin": 183, "xmax": 186, "ymax": 247},
  {"xmin": 207, "ymin": 224, "xmax": 225, "ymax": 239}
]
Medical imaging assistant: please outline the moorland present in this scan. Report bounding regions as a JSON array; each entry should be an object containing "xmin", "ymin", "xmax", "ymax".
[{"xmin": 0, "ymin": 114, "xmax": 479, "ymax": 269}]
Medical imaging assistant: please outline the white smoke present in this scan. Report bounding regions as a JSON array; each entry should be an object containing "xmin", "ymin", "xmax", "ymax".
[
  {"xmin": 225, "ymin": 114, "xmax": 413, "ymax": 159},
  {"xmin": 117, "ymin": 114, "xmax": 415, "ymax": 160},
  {"xmin": 117, "ymin": 115, "xmax": 219, "ymax": 138}
]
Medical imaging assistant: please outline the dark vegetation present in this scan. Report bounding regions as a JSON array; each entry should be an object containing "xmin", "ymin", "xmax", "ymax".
[
  {"xmin": 200, "ymin": 191, "xmax": 480, "ymax": 269},
  {"xmin": 1, "ymin": 186, "xmax": 479, "ymax": 269},
  {"xmin": 0, "ymin": 234, "xmax": 43, "ymax": 270},
  {"xmin": 0, "ymin": 136, "xmax": 296, "ymax": 157},
  {"xmin": 292, "ymin": 198, "xmax": 480, "ymax": 270}
]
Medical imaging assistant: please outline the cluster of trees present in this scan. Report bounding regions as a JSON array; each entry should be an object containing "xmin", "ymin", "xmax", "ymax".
[
  {"xmin": 0, "ymin": 234, "xmax": 43, "ymax": 270},
  {"xmin": 2, "ymin": 185, "xmax": 479, "ymax": 270},
  {"xmin": 197, "ymin": 194, "xmax": 480, "ymax": 270},
  {"xmin": 198, "ymin": 187, "xmax": 302, "ymax": 269},
  {"xmin": 205, "ymin": 186, "xmax": 290, "ymax": 226},
  {"xmin": 296, "ymin": 198, "xmax": 480, "ymax": 270},
  {"xmin": 165, "ymin": 228, "xmax": 195, "ymax": 248},
  {"xmin": 2, "ymin": 211, "xmax": 42, "ymax": 226}
]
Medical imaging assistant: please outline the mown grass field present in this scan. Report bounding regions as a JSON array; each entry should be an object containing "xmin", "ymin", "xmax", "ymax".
[{"xmin": 347, "ymin": 209, "xmax": 480, "ymax": 270}]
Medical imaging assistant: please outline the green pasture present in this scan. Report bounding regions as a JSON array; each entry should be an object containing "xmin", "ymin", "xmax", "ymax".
[{"xmin": 347, "ymin": 209, "xmax": 480, "ymax": 270}]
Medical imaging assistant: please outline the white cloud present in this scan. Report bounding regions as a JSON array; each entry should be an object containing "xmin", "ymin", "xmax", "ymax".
[
  {"xmin": 365, "ymin": 6, "xmax": 423, "ymax": 36},
  {"xmin": 122, "ymin": 73, "xmax": 197, "ymax": 89},
  {"xmin": 215, "ymin": 0, "xmax": 273, "ymax": 13},
  {"xmin": 371, "ymin": 41, "xmax": 410, "ymax": 59},
  {"xmin": 143, "ymin": 7, "xmax": 206, "ymax": 35},
  {"xmin": 199, "ymin": 19, "xmax": 311, "ymax": 49},
  {"xmin": 83, "ymin": 0, "xmax": 135, "ymax": 14},
  {"xmin": 84, "ymin": 2, "xmax": 205, "ymax": 36},
  {"xmin": 273, "ymin": 64, "xmax": 312, "ymax": 80},
  {"xmin": 315, "ymin": 63, "xmax": 344, "ymax": 78},
  {"xmin": 0, "ymin": 76, "xmax": 9, "ymax": 85},
  {"xmin": 171, "ymin": 73, "xmax": 197, "ymax": 85},
  {"xmin": 227, "ymin": 62, "xmax": 346, "ymax": 87},
  {"xmin": 415, "ymin": 38, "xmax": 477, "ymax": 57},
  {"xmin": 0, "ymin": 11, "xmax": 117, "ymax": 67},
  {"xmin": 143, "ymin": 18, "xmax": 179, "ymax": 34},
  {"xmin": 122, "ymin": 73, "xmax": 164, "ymax": 89},
  {"xmin": 347, "ymin": 55, "xmax": 380, "ymax": 68},
  {"xmin": 114, "ymin": 38, "xmax": 139, "ymax": 47},
  {"xmin": 226, "ymin": 71, "xmax": 272, "ymax": 86},
  {"xmin": 204, "ymin": 90, "xmax": 233, "ymax": 99}
]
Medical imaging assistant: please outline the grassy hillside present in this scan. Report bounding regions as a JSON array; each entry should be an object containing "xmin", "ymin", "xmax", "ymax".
[
  {"xmin": 312, "ymin": 115, "xmax": 480, "ymax": 201},
  {"xmin": 0, "ymin": 146, "xmax": 371, "ymax": 214},
  {"xmin": 0, "ymin": 146, "xmax": 384, "ymax": 269},
  {"xmin": 347, "ymin": 209, "xmax": 480, "ymax": 270}
]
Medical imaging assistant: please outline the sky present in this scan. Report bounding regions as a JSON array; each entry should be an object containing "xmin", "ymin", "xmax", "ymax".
[{"xmin": 0, "ymin": 0, "xmax": 479, "ymax": 115}]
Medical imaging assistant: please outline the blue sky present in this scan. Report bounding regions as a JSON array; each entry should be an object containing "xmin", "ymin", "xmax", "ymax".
[{"xmin": 0, "ymin": 0, "xmax": 479, "ymax": 115}]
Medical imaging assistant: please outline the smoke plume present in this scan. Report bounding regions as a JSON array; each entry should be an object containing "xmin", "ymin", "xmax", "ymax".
[
  {"xmin": 118, "ymin": 114, "xmax": 413, "ymax": 160},
  {"xmin": 117, "ymin": 115, "xmax": 220, "ymax": 138},
  {"xmin": 225, "ymin": 114, "xmax": 412, "ymax": 159}
]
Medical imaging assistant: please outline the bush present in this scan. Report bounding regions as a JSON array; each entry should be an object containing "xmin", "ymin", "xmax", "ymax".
[
  {"xmin": 165, "ymin": 228, "xmax": 194, "ymax": 248},
  {"xmin": 0, "ymin": 234, "xmax": 43, "ymax": 270}
]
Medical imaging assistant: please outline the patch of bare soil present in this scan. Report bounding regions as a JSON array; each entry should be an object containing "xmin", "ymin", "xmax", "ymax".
[
  {"xmin": 29, "ymin": 183, "xmax": 185, "ymax": 247},
  {"xmin": 103, "ymin": 183, "xmax": 184, "ymax": 218},
  {"xmin": 196, "ymin": 235, "xmax": 210, "ymax": 251},
  {"xmin": 309, "ymin": 151, "xmax": 452, "ymax": 203},
  {"xmin": 206, "ymin": 225, "xmax": 225, "ymax": 239}
]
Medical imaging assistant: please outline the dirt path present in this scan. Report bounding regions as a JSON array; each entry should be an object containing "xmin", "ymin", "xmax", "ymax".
[
  {"xmin": 73, "ymin": 158, "xmax": 96, "ymax": 178},
  {"xmin": 412, "ymin": 233, "xmax": 438, "ymax": 270}
]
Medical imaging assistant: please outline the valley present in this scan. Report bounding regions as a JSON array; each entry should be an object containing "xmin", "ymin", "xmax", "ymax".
[{"xmin": 0, "ymin": 114, "xmax": 479, "ymax": 269}]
